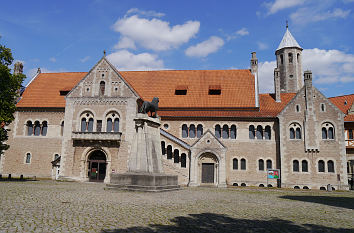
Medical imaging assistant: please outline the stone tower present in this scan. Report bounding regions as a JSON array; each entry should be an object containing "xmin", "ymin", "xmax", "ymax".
[
  {"xmin": 14, "ymin": 62, "xmax": 23, "ymax": 75},
  {"xmin": 275, "ymin": 24, "xmax": 303, "ymax": 93}
]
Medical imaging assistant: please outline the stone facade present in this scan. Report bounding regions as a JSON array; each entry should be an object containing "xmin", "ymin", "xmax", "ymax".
[{"xmin": 0, "ymin": 27, "xmax": 350, "ymax": 190}]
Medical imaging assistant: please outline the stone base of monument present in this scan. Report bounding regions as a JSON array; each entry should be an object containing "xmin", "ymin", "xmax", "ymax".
[{"xmin": 107, "ymin": 173, "xmax": 180, "ymax": 192}]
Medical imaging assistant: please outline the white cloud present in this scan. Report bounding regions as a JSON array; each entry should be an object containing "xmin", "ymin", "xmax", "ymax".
[
  {"xmin": 185, "ymin": 36, "xmax": 224, "ymax": 58},
  {"xmin": 266, "ymin": 0, "xmax": 305, "ymax": 14},
  {"xmin": 107, "ymin": 50, "xmax": 164, "ymax": 71},
  {"xmin": 258, "ymin": 48, "xmax": 354, "ymax": 93},
  {"xmin": 258, "ymin": 61, "xmax": 277, "ymax": 93},
  {"xmin": 291, "ymin": 7, "xmax": 350, "ymax": 24},
  {"xmin": 257, "ymin": 42, "xmax": 269, "ymax": 50},
  {"xmin": 49, "ymin": 57, "xmax": 56, "ymax": 62},
  {"xmin": 113, "ymin": 15, "xmax": 200, "ymax": 51},
  {"xmin": 114, "ymin": 37, "xmax": 136, "ymax": 50},
  {"xmin": 80, "ymin": 56, "xmax": 90, "ymax": 63},
  {"xmin": 126, "ymin": 8, "xmax": 165, "ymax": 18},
  {"xmin": 236, "ymin": 28, "xmax": 249, "ymax": 36}
]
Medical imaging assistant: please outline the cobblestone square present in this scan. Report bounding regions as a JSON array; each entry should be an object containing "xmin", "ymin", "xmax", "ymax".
[{"xmin": 0, "ymin": 181, "xmax": 353, "ymax": 232}]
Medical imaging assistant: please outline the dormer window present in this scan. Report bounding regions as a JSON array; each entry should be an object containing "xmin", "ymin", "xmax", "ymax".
[
  {"xmin": 209, "ymin": 85, "xmax": 221, "ymax": 95},
  {"xmin": 175, "ymin": 86, "xmax": 188, "ymax": 95},
  {"xmin": 60, "ymin": 90, "xmax": 70, "ymax": 96}
]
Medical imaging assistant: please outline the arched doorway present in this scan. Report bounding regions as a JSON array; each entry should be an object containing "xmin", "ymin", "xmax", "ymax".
[
  {"xmin": 87, "ymin": 150, "xmax": 107, "ymax": 182},
  {"xmin": 198, "ymin": 152, "xmax": 218, "ymax": 185}
]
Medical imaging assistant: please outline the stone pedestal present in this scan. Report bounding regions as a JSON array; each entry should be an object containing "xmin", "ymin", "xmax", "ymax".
[{"xmin": 107, "ymin": 114, "xmax": 179, "ymax": 192}]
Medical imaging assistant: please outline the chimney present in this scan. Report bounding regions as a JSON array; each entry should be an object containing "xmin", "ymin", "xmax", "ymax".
[
  {"xmin": 304, "ymin": 70, "xmax": 312, "ymax": 89},
  {"xmin": 14, "ymin": 62, "xmax": 23, "ymax": 75},
  {"xmin": 274, "ymin": 68, "xmax": 281, "ymax": 102},
  {"xmin": 250, "ymin": 52, "xmax": 259, "ymax": 108}
]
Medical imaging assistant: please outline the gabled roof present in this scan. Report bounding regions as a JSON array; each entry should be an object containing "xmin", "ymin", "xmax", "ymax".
[
  {"xmin": 17, "ymin": 69, "xmax": 256, "ymax": 109},
  {"xmin": 121, "ymin": 69, "xmax": 256, "ymax": 108},
  {"xmin": 329, "ymin": 94, "xmax": 354, "ymax": 122},
  {"xmin": 17, "ymin": 72, "xmax": 85, "ymax": 108},
  {"xmin": 277, "ymin": 28, "xmax": 302, "ymax": 51}
]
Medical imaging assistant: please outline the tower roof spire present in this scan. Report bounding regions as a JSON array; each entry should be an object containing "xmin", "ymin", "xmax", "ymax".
[{"xmin": 276, "ymin": 24, "xmax": 302, "ymax": 51}]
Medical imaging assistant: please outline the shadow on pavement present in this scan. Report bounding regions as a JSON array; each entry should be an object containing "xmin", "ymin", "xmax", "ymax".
[
  {"xmin": 280, "ymin": 195, "xmax": 354, "ymax": 210},
  {"xmin": 102, "ymin": 212, "xmax": 352, "ymax": 233}
]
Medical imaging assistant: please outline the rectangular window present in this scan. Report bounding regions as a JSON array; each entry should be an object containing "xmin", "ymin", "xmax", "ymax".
[
  {"xmin": 175, "ymin": 85, "xmax": 188, "ymax": 95},
  {"xmin": 96, "ymin": 120, "xmax": 102, "ymax": 132},
  {"xmin": 209, "ymin": 85, "xmax": 221, "ymax": 95},
  {"xmin": 349, "ymin": 129, "xmax": 353, "ymax": 139}
]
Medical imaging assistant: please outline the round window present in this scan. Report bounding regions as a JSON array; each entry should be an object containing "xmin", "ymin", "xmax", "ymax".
[{"xmin": 163, "ymin": 124, "xmax": 169, "ymax": 129}]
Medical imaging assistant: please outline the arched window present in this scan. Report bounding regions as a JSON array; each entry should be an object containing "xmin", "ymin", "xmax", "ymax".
[
  {"xmin": 161, "ymin": 141, "xmax": 166, "ymax": 155},
  {"xmin": 249, "ymin": 125, "xmax": 255, "ymax": 139},
  {"xmin": 290, "ymin": 123, "xmax": 301, "ymax": 140},
  {"xmin": 320, "ymin": 103, "xmax": 325, "ymax": 112},
  {"xmin": 167, "ymin": 145, "xmax": 172, "ymax": 159},
  {"xmin": 215, "ymin": 125, "xmax": 221, "ymax": 139},
  {"xmin": 322, "ymin": 127, "xmax": 327, "ymax": 139},
  {"xmin": 256, "ymin": 125, "xmax": 263, "ymax": 140},
  {"xmin": 328, "ymin": 160, "xmax": 334, "ymax": 173},
  {"xmin": 189, "ymin": 124, "xmax": 196, "ymax": 138},
  {"xmin": 296, "ymin": 128, "xmax": 301, "ymax": 139},
  {"xmin": 34, "ymin": 121, "xmax": 41, "ymax": 136},
  {"xmin": 290, "ymin": 128, "xmax": 295, "ymax": 139},
  {"xmin": 322, "ymin": 122, "xmax": 335, "ymax": 140},
  {"xmin": 241, "ymin": 159, "xmax": 246, "ymax": 170},
  {"xmin": 297, "ymin": 53, "xmax": 300, "ymax": 63},
  {"xmin": 258, "ymin": 159, "xmax": 264, "ymax": 171},
  {"xmin": 197, "ymin": 124, "xmax": 203, "ymax": 138},
  {"xmin": 222, "ymin": 125, "xmax": 229, "ymax": 139},
  {"xmin": 328, "ymin": 127, "xmax": 334, "ymax": 139},
  {"xmin": 25, "ymin": 153, "xmax": 31, "ymax": 164},
  {"xmin": 113, "ymin": 118, "xmax": 119, "ymax": 132},
  {"xmin": 296, "ymin": 105, "xmax": 300, "ymax": 112},
  {"xmin": 54, "ymin": 153, "xmax": 60, "ymax": 160},
  {"xmin": 41, "ymin": 121, "xmax": 48, "ymax": 136},
  {"xmin": 302, "ymin": 160, "xmax": 308, "ymax": 172},
  {"xmin": 293, "ymin": 160, "xmax": 299, "ymax": 172},
  {"xmin": 27, "ymin": 121, "xmax": 33, "ymax": 136},
  {"xmin": 182, "ymin": 124, "xmax": 188, "ymax": 138},
  {"xmin": 288, "ymin": 53, "xmax": 293, "ymax": 63},
  {"xmin": 230, "ymin": 125, "xmax": 237, "ymax": 139},
  {"xmin": 181, "ymin": 153, "xmax": 187, "ymax": 168},
  {"xmin": 60, "ymin": 121, "xmax": 64, "ymax": 136},
  {"xmin": 264, "ymin": 126, "xmax": 271, "ymax": 140},
  {"xmin": 266, "ymin": 159, "xmax": 272, "ymax": 169},
  {"xmin": 318, "ymin": 160, "xmax": 325, "ymax": 172},
  {"xmin": 173, "ymin": 149, "xmax": 179, "ymax": 163},
  {"xmin": 87, "ymin": 118, "xmax": 94, "ymax": 132},
  {"xmin": 280, "ymin": 54, "xmax": 284, "ymax": 64},
  {"xmin": 100, "ymin": 81, "xmax": 105, "ymax": 96},
  {"xmin": 81, "ymin": 118, "xmax": 87, "ymax": 132},
  {"xmin": 106, "ymin": 118, "xmax": 112, "ymax": 132},
  {"xmin": 233, "ymin": 158, "xmax": 238, "ymax": 170}
]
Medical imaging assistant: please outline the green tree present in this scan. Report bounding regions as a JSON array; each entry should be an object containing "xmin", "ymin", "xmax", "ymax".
[{"xmin": 0, "ymin": 39, "xmax": 26, "ymax": 154}]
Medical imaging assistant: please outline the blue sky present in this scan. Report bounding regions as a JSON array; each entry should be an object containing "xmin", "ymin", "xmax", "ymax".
[{"xmin": 1, "ymin": 0, "xmax": 353, "ymax": 97}]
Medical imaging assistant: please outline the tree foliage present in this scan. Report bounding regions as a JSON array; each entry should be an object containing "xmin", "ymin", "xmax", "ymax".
[{"xmin": 0, "ymin": 39, "xmax": 26, "ymax": 154}]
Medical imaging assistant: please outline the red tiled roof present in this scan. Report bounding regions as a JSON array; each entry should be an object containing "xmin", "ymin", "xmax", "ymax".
[
  {"xmin": 17, "ymin": 72, "xmax": 86, "ymax": 108},
  {"xmin": 329, "ymin": 94, "xmax": 354, "ymax": 122},
  {"xmin": 16, "ymin": 70, "xmax": 295, "ymax": 118},
  {"xmin": 121, "ymin": 70, "xmax": 255, "ymax": 108},
  {"xmin": 158, "ymin": 93, "xmax": 296, "ymax": 118}
]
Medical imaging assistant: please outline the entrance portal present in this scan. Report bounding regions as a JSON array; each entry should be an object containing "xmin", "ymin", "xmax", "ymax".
[
  {"xmin": 88, "ymin": 150, "xmax": 107, "ymax": 182},
  {"xmin": 202, "ymin": 163, "xmax": 214, "ymax": 183}
]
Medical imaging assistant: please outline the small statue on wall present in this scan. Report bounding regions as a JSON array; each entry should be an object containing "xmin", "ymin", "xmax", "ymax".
[{"xmin": 139, "ymin": 97, "xmax": 159, "ymax": 117}]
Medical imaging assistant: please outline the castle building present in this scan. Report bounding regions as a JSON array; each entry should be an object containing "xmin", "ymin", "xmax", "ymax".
[{"xmin": 0, "ymin": 27, "xmax": 351, "ymax": 190}]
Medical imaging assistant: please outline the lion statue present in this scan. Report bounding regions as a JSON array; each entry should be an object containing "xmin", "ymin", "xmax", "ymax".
[{"xmin": 140, "ymin": 97, "xmax": 159, "ymax": 117}]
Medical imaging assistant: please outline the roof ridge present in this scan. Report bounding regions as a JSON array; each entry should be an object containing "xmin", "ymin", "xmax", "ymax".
[{"xmin": 328, "ymin": 93, "xmax": 354, "ymax": 99}]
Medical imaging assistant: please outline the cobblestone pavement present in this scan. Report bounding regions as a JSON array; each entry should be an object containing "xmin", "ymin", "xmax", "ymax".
[{"xmin": 0, "ymin": 181, "xmax": 353, "ymax": 233}]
